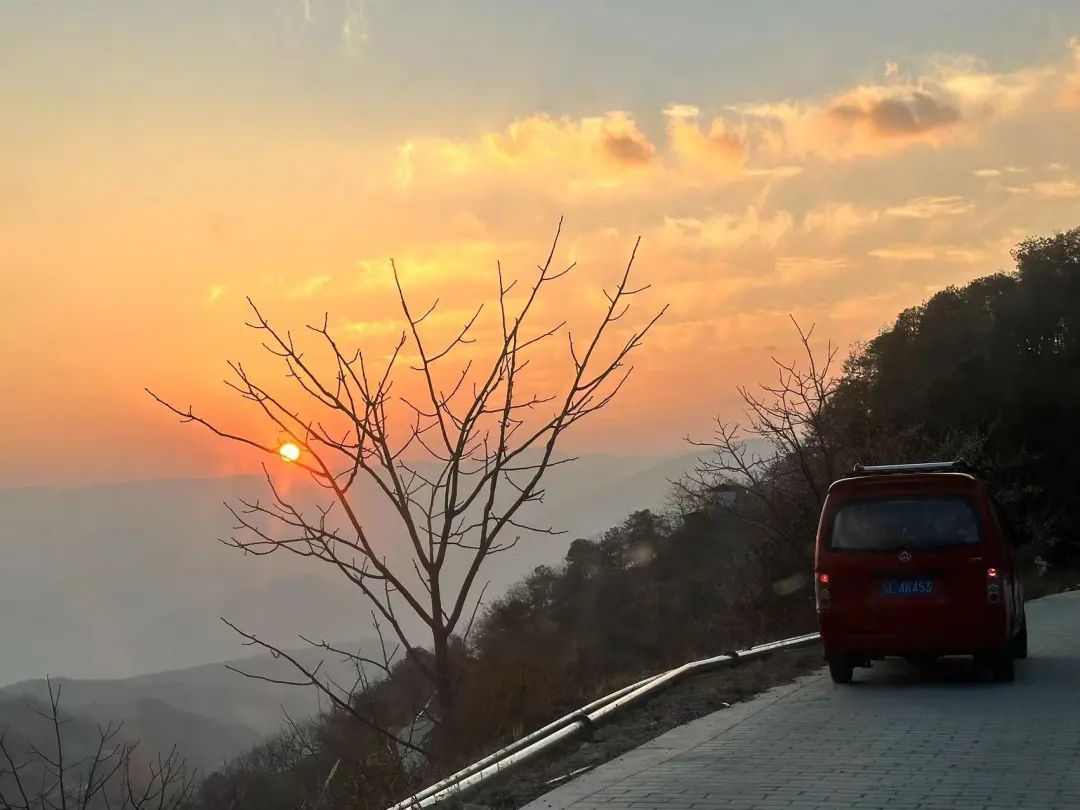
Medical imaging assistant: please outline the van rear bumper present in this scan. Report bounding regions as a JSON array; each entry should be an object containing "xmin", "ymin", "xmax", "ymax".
[{"xmin": 820, "ymin": 624, "xmax": 1009, "ymax": 657}]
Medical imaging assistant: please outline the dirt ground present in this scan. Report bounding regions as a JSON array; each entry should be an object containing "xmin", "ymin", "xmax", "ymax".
[{"xmin": 445, "ymin": 645, "xmax": 825, "ymax": 810}]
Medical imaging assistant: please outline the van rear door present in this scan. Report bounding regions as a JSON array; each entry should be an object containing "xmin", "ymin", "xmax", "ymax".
[{"xmin": 822, "ymin": 494, "xmax": 989, "ymax": 639}]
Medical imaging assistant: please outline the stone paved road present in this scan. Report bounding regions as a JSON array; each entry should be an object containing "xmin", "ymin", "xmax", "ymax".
[{"xmin": 523, "ymin": 591, "xmax": 1080, "ymax": 810}]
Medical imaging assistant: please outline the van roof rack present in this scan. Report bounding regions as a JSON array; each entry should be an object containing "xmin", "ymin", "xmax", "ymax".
[{"xmin": 851, "ymin": 459, "xmax": 975, "ymax": 476}]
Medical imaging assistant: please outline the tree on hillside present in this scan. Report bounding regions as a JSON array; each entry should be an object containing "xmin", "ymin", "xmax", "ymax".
[
  {"xmin": 148, "ymin": 221, "xmax": 664, "ymax": 761},
  {"xmin": 832, "ymin": 227, "xmax": 1080, "ymax": 560},
  {"xmin": 683, "ymin": 317, "xmax": 842, "ymax": 588},
  {"xmin": 687, "ymin": 227, "xmax": 1080, "ymax": 576}
]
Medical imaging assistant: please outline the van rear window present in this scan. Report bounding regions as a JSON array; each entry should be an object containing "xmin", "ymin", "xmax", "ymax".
[{"xmin": 828, "ymin": 496, "xmax": 982, "ymax": 551}]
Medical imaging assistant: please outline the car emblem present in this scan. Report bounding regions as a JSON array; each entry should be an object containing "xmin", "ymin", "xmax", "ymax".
[{"xmin": 898, "ymin": 551, "xmax": 912, "ymax": 562}]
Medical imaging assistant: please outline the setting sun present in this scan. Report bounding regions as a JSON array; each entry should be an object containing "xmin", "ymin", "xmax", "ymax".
[{"xmin": 278, "ymin": 442, "xmax": 301, "ymax": 463}]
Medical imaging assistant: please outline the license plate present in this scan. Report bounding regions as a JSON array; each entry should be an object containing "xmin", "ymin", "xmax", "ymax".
[{"xmin": 882, "ymin": 579, "xmax": 934, "ymax": 595}]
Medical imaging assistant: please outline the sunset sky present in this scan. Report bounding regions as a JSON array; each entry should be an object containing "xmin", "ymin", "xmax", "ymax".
[{"xmin": 5, "ymin": 1, "xmax": 1080, "ymax": 487}]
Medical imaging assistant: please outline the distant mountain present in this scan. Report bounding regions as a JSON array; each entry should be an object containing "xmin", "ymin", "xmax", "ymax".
[
  {"xmin": 0, "ymin": 451, "xmax": 709, "ymax": 685},
  {"xmin": 0, "ymin": 644, "xmax": 365, "ymax": 773}
]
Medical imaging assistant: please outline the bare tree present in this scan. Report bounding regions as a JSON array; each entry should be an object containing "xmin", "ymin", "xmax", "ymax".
[
  {"xmin": 0, "ymin": 678, "xmax": 197, "ymax": 810},
  {"xmin": 147, "ymin": 221, "xmax": 664, "ymax": 754},
  {"xmin": 682, "ymin": 317, "xmax": 841, "ymax": 564}
]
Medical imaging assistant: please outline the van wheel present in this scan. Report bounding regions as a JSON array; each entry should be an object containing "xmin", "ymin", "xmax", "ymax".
[
  {"xmin": 1013, "ymin": 611, "xmax": 1028, "ymax": 659},
  {"xmin": 828, "ymin": 657, "xmax": 854, "ymax": 684},
  {"xmin": 992, "ymin": 649, "xmax": 1016, "ymax": 682}
]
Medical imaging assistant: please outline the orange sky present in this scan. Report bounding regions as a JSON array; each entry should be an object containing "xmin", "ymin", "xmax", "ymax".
[{"xmin": 4, "ymin": 6, "xmax": 1080, "ymax": 486}]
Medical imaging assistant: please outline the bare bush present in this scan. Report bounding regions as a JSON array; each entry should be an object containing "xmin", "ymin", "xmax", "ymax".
[{"xmin": 0, "ymin": 679, "xmax": 196, "ymax": 810}]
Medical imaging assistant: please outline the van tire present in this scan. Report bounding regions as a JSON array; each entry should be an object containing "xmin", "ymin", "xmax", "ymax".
[
  {"xmin": 828, "ymin": 657, "xmax": 854, "ymax": 684},
  {"xmin": 992, "ymin": 649, "xmax": 1016, "ymax": 682},
  {"xmin": 1013, "ymin": 612, "xmax": 1028, "ymax": 659}
]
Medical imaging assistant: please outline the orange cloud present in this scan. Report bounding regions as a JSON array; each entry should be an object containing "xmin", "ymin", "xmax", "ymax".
[
  {"xmin": 662, "ymin": 207, "xmax": 793, "ymax": 251},
  {"xmin": 801, "ymin": 203, "xmax": 880, "ymax": 240},
  {"xmin": 868, "ymin": 245, "xmax": 938, "ymax": 261},
  {"xmin": 884, "ymin": 195, "xmax": 975, "ymax": 219},
  {"xmin": 664, "ymin": 105, "xmax": 748, "ymax": 174},
  {"xmin": 1003, "ymin": 179, "xmax": 1080, "ymax": 199},
  {"xmin": 397, "ymin": 111, "xmax": 656, "ymax": 188},
  {"xmin": 738, "ymin": 84, "xmax": 965, "ymax": 161},
  {"xmin": 205, "ymin": 284, "xmax": 228, "ymax": 307},
  {"xmin": 736, "ymin": 58, "xmax": 1048, "ymax": 161},
  {"xmin": 486, "ymin": 111, "xmax": 655, "ymax": 167},
  {"xmin": 286, "ymin": 274, "xmax": 333, "ymax": 298},
  {"xmin": 943, "ymin": 247, "xmax": 993, "ymax": 264},
  {"xmin": 830, "ymin": 86, "xmax": 960, "ymax": 137}
]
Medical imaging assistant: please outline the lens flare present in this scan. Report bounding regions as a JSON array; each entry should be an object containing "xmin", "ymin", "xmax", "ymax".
[{"xmin": 279, "ymin": 442, "xmax": 301, "ymax": 462}]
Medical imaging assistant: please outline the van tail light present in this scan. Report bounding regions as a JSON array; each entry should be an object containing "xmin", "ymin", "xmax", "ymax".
[
  {"xmin": 986, "ymin": 567, "xmax": 1002, "ymax": 604},
  {"xmin": 816, "ymin": 573, "xmax": 832, "ymax": 612}
]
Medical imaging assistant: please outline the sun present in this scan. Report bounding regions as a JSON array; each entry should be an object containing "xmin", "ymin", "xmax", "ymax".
[{"xmin": 278, "ymin": 442, "xmax": 301, "ymax": 463}]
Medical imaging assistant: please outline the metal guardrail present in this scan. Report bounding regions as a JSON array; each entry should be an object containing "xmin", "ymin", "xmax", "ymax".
[{"xmin": 387, "ymin": 630, "xmax": 821, "ymax": 809}]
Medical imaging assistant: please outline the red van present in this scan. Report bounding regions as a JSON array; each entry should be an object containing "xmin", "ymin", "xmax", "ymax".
[{"xmin": 814, "ymin": 461, "xmax": 1026, "ymax": 684}]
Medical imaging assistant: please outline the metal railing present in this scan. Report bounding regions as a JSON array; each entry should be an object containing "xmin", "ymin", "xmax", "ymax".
[{"xmin": 387, "ymin": 630, "xmax": 821, "ymax": 809}]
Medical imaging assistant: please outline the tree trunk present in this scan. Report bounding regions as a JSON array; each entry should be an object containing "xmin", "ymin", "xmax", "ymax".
[{"xmin": 432, "ymin": 626, "xmax": 455, "ymax": 718}]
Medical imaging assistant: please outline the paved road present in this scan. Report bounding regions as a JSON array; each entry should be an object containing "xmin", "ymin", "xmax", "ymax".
[{"xmin": 524, "ymin": 591, "xmax": 1080, "ymax": 810}]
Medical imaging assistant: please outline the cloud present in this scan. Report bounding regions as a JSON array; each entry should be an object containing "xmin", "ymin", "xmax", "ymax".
[
  {"xmin": 868, "ymin": 245, "xmax": 938, "ymax": 261},
  {"xmin": 205, "ymin": 285, "xmax": 227, "ymax": 307},
  {"xmin": 736, "ymin": 85, "xmax": 964, "ymax": 161},
  {"xmin": 884, "ymin": 195, "xmax": 975, "ymax": 219},
  {"xmin": 603, "ymin": 134, "xmax": 653, "ymax": 165},
  {"xmin": 830, "ymin": 88, "xmax": 961, "ymax": 136},
  {"xmin": 664, "ymin": 105, "xmax": 748, "ymax": 174},
  {"xmin": 662, "ymin": 207, "xmax": 793, "ymax": 251},
  {"xmin": 1005, "ymin": 179, "xmax": 1080, "ymax": 198},
  {"xmin": 343, "ymin": 319, "xmax": 398, "ymax": 336},
  {"xmin": 388, "ymin": 39, "xmax": 1077, "ymax": 197},
  {"xmin": 943, "ymin": 247, "xmax": 992, "ymax": 263},
  {"xmin": 353, "ymin": 240, "xmax": 510, "ymax": 294},
  {"xmin": 395, "ymin": 142, "xmax": 415, "ymax": 189},
  {"xmin": 734, "ymin": 57, "xmax": 1049, "ymax": 162},
  {"xmin": 744, "ymin": 165, "xmax": 803, "ymax": 179},
  {"xmin": 773, "ymin": 256, "xmax": 850, "ymax": 285},
  {"xmin": 398, "ymin": 111, "xmax": 656, "ymax": 188},
  {"xmin": 478, "ymin": 111, "xmax": 655, "ymax": 170},
  {"xmin": 801, "ymin": 203, "xmax": 880, "ymax": 240},
  {"xmin": 870, "ymin": 244, "xmax": 990, "ymax": 264},
  {"xmin": 936, "ymin": 59, "xmax": 1052, "ymax": 117},
  {"xmin": 1036, "ymin": 179, "xmax": 1080, "ymax": 197},
  {"xmin": 286, "ymin": 275, "xmax": 333, "ymax": 298}
]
